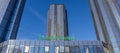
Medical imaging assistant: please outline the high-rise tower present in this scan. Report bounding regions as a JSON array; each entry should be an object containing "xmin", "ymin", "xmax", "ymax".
[
  {"xmin": 47, "ymin": 4, "xmax": 68, "ymax": 40},
  {"xmin": 89, "ymin": 0, "xmax": 120, "ymax": 53},
  {"xmin": 0, "ymin": 0, "xmax": 26, "ymax": 42}
]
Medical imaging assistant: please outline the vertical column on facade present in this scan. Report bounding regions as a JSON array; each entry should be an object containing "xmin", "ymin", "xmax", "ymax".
[
  {"xmin": 28, "ymin": 40, "xmax": 31, "ymax": 53},
  {"xmin": 48, "ymin": 41, "xmax": 50, "ymax": 53},
  {"xmin": 58, "ymin": 41, "xmax": 60, "ymax": 53},
  {"xmin": 53, "ymin": 41, "xmax": 55, "ymax": 53},
  {"xmin": 78, "ymin": 41, "xmax": 80, "ymax": 53},
  {"xmin": 43, "ymin": 40, "xmax": 45, "ymax": 53},
  {"xmin": 38, "ymin": 41, "xmax": 40, "ymax": 53},
  {"xmin": 23, "ymin": 41, "xmax": 26, "ymax": 53},
  {"xmin": 91, "ymin": 41, "xmax": 98, "ymax": 53},
  {"xmin": 18, "ymin": 41, "xmax": 21, "ymax": 53},
  {"xmin": 13, "ymin": 40, "xmax": 16, "ymax": 53},
  {"xmin": 73, "ymin": 41, "xmax": 75, "ymax": 53},
  {"xmin": 68, "ymin": 41, "xmax": 71, "ymax": 52},
  {"xmin": 33, "ymin": 41, "xmax": 36, "ymax": 53}
]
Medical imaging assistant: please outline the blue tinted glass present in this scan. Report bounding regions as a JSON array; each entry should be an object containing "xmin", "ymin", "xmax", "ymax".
[
  {"xmin": 35, "ymin": 46, "xmax": 39, "ymax": 53},
  {"xmin": 89, "ymin": 46, "xmax": 94, "ymax": 53},
  {"xmin": 75, "ymin": 46, "xmax": 79, "ymax": 53},
  {"xmin": 80, "ymin": 46, "xmax": 85, "ymax": 53},
  {"xmin": 70, "ymin": 46, "xmax": 75, "ymax": 53},
  {"xmin": 1, "ymin": 19, "xmax": 7, "ymax": 27},
  {"xmin": 29, "ymin": 47, "xmax": 34, "ymax": 53},
  {"xmin": 40, "ymin": 47, "xmax": 44, "ymax": 53},
  {"xmin": 50, "ymin": 45, "xmax": 54, "ymax": 53},
  {"xmin": 0, "ymin": 27, "xmax": 3, "ymax": 35},
  {"xmin": 20, "ymin": 46, "xmax": 24, "ymax": 53}
]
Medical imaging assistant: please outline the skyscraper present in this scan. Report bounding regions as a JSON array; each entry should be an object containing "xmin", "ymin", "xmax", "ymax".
[
  {"xmin": 47, "ymin": 4, "xmax": 68, "ymax": 40},
  {"xmin": 0, "ymin": 0, "xmax": 26, "ymax": 42},
  {"xmin": 89, "ymin": 0, "xmax": 120, "ymax": 53}
]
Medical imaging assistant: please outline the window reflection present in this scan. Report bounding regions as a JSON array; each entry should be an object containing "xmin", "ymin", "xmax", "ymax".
[
  {"xmin": 65, "ymin": 46, "xmax": 69, "ymax": 53},
  {"xmin": 85, "ymin": 47, "xmax": 89, "ymax": 53},
  {"xmin": 45, "ymin": 46, "xmax": 49, "ymax": 53},
  {"xmin": 55, "ymin": 46, "xmax": 59, "ymax": 53},
  {"xmin": 60, "ymin": 46, "xmax": 64, "ymax": 53},
  {"xmin": 80, "ymin": 46, "xmax": 85, "ymax": 53},
  {"xmin": 35, "ymin": 46, "xmax": 39, "ymax": 53},
  {"xmin": 70, "ymin": 46, "xmax": 74, "ymax": 53},
  {"xmin": 29, "ymin": 47, "xmax": 34, "ymax": 53},
  {"xmin": 24, "ymin": 46, "xmax": 29, "ymax": 53},
  {"xmin": 8, "ymin": 45, "xmax": 14, "ymax": 53},
  {"xmin": 75, "ymin": 46, "xmax": 79, "ymax": 53}
]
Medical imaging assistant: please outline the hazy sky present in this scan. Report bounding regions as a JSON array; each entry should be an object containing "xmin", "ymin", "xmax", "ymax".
[{"xmin": 17, "ymin": 0, "xmax": 97, "ymax": 40}]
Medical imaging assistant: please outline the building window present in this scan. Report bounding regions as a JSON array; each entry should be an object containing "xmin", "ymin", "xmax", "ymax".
[
  {"xmin": 45, "ymin": 46, "xmax": 49, "ymax": 53},
  {"xmin": 85, "ymin": 47, "xmax": 89, "ymax": 53},
  {"xmin": 60, "ymin": 46, "xmax": 64, "ymax": 52},
  {"xmin": 24, "ymin": 46, "xmax": 30, "ymax": 53},
  {"xmin": 64, "ymin": 46, "xmax": 69, "ymax": 53},
  {"xmin": 55, "ymin": 46, "xmax": 59, "ymax": 53}
]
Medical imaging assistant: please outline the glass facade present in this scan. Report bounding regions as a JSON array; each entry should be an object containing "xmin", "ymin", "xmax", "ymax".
[
  {"xmin": 89, "ymin": 0, "xmax": 120, "ymax": 53},
  {"xmin": 0, "ymin": 40, "xmax": 104, "ymax": 53},
  {"xmin": 0, "ymin": 0, "xmax": 26, "ymax": 42}
]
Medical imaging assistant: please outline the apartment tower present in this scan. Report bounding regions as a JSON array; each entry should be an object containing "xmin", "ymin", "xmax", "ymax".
[{"xmin": 47, "ymin": 4, "xmax": 68, "ymax": 40}]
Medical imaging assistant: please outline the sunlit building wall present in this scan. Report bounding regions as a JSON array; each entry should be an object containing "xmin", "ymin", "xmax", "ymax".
[
  {"xmin": 89, "ymin": 0, "xmax": 120, "ymax": 53},
  {"xmin": 0, "ymin": 0, "xmax": 26, "ymax": 42}
]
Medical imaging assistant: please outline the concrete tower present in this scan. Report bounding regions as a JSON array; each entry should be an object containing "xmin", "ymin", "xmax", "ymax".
[{"xmin": 47, "ymin": 4, "xmax": 68, "ymax": 40}]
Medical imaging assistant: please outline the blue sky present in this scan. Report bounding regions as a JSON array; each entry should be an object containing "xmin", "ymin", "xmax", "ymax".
[{"xmin": 17, "ymin": 0, "xmax": 97, "ymax": 40}]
